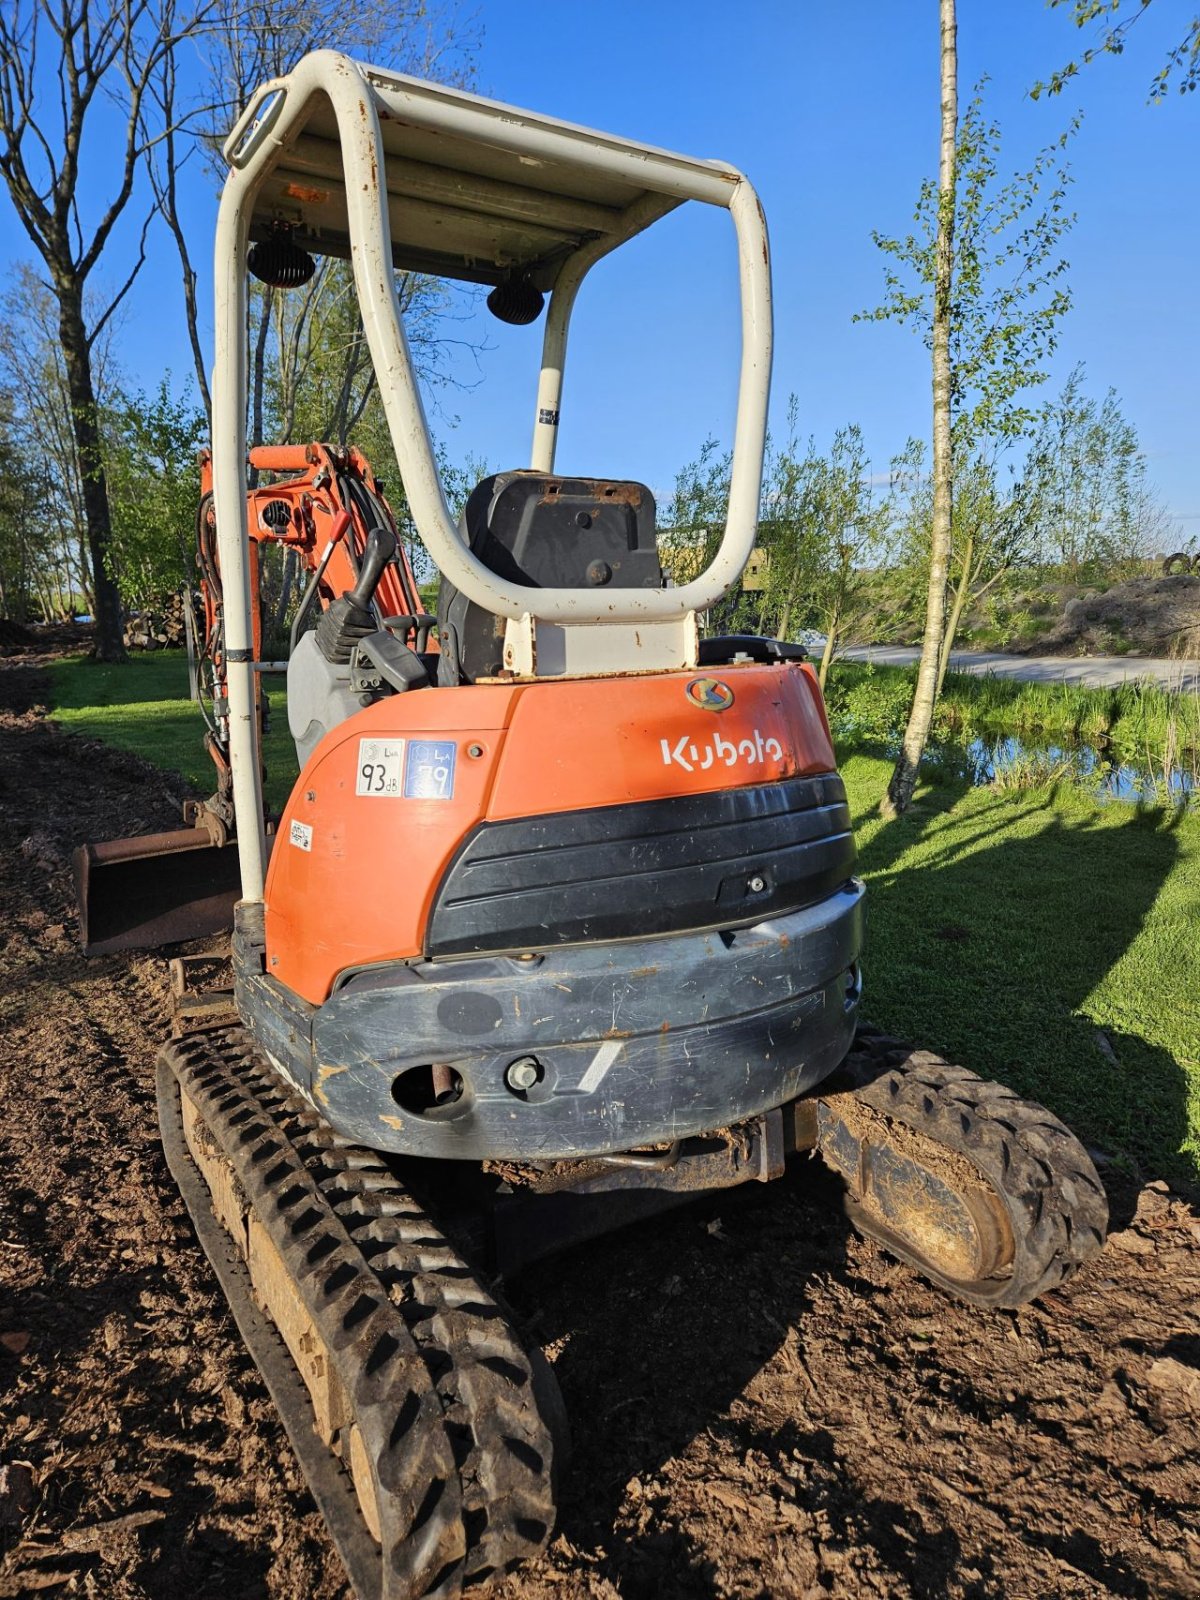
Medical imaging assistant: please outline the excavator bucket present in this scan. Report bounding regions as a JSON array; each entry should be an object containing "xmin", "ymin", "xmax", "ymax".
[{"xmin": 73, "ymin": 828, "xmax": 242, "ymax": 956}]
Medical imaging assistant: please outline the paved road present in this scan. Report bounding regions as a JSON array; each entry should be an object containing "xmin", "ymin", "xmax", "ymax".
[{"xmin": 839, "ymin": 644, "xmax": 1200, "ymax": 692}]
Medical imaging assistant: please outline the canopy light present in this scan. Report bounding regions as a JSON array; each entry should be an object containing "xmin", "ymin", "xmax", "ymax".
[
  {"xmin": 486, "ymin": 271, "xmax": 545, "ymax": 326},
  {"xmin": 248, "ymin": 223, "xmax": 316, "ymax": 289}
]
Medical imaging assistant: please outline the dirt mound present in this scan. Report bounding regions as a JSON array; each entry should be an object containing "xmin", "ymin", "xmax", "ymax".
[
  {"xmin": 1030, "ymin": 574, "xmax": 1200, "ymax": 659},
  {"xmin": 0, "ymin": 656, "xmax": 1197, "ymax": 1598}
]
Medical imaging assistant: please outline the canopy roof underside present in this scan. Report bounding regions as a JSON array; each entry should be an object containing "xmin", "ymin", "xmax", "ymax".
[{"xmin": 244, "ymin": 65, "xmax": 746, "ymax": 287}]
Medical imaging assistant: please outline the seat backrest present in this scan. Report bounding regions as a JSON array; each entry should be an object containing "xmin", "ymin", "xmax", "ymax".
[{"xmin": 436, "ymin": 471, "xmax": 662, "ymax": 683}]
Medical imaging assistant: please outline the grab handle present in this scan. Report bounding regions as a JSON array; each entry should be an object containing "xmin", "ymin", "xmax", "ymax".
[{"xmin": 224, "ymin": 79, "xmax": 289, "ymax": 168}]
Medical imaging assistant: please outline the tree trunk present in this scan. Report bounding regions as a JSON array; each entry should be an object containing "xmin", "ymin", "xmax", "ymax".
[
  {"xmin": 936, "ymin": 529, "xmax": 974, "ymax": 700},
  {"xmin": 57, "ymin": 284, "xmax": 126, "ymax": 661},
  {"xmin": 818, "ymin": 627, "xmax": 836, "ymax": 691},
  {"xmin": 884, "ymin": 0, "xmax": 956, "ymax": 817}
]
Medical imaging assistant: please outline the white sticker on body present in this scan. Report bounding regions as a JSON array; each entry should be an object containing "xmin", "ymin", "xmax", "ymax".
[
  {"xmin": 289, "ymin": 819, "xmax": 313, "ymax": 851},
  {"xmin": 356, "ymin": 738, "xmax": 406, "ymax": 797}
]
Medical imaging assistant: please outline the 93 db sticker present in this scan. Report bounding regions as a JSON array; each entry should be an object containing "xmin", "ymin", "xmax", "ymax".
[
  {"xmin": 289, "ymin": 819, "xmax": 313, "ymax": 851},
  {"xmin": 356, "ymin": 738, "xmax": 405, "ymax": 797},
  {"xmin": 404, "ymin": 740, "xmax": 457, "ymax": 800}
]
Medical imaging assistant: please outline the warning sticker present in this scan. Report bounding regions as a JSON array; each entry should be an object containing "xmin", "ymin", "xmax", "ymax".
[
  {"xmin": 289, "ymin": 819, "xmax": 313, "ymax": 851},
  {"xmin": 404, "ymin": 740, "xmax": 457, "ymax": 800},
  {"xmin": 356, "ymin": 738, "xmax": 405, "ymax": 797}
]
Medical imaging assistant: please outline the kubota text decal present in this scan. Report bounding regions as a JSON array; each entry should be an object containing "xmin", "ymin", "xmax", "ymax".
[{"xmin": 660, "ymin": 729, "xmax": 785, "ymax": 773}]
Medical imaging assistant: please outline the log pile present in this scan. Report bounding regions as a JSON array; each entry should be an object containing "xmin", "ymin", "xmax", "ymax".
[{"xmin": 123, "ymin": 593, "xmax": 193, "ymax": 651}]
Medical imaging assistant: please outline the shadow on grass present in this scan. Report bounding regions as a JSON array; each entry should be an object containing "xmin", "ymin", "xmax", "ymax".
[{"xmin": 847, "ymin": 749, "xmax": 1194, "ymax": 1197}]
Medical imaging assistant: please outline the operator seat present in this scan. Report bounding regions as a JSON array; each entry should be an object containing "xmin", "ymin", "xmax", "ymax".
[{"xmin": 436, "ymin": 471, "xmax": 663, "ymax": 684}]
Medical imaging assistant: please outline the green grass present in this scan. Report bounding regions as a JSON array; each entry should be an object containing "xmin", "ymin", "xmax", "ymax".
[
  {"xmin": 845, "ymin": 753, "xmax": 1200, "ymax": 1193},
  {"xmin": 44, "ymin": 653, "xmax": 1200, "ymax": 1190},
  {"xmin": 48, "ymin": 652, "xmax": 301, "ymax": 812}
]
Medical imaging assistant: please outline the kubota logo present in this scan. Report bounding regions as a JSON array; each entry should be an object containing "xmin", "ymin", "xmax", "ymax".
[
  {"xmin": 686, "ymin": 676, "xmax": 735, "ymax": 711},
  {"xmin": 660, "ymin": 729, "xmax": 785, "ymax": 773}
]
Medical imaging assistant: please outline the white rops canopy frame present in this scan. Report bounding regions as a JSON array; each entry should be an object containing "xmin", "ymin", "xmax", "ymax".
[{"xmin": 212, "ymin": 50, "xmax": 774, "ymax": 902}]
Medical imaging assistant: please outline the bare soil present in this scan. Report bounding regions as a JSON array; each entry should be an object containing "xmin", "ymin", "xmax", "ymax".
[
  {"xmin": 1, "ymin": 656, "xmax": 1198, "ymax": 1600},
  {"xmin": 1026, "ymin": 574, "xmax": 1200, "ymax": 660},
  {"xmin": 852, "ymin": 571, "xmax": 1200, "ymax": 659}
]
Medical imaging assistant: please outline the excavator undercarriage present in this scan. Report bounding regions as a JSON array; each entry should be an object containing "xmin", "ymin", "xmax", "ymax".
[{"xmin": 156, "ymin": 996, "xmax": 1106, "ymax": 1596}]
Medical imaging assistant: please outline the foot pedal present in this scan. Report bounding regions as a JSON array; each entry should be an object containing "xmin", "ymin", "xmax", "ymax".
[{"xmin": 169, "ymin": 950, "xmax": 238, "ymax": 1037}]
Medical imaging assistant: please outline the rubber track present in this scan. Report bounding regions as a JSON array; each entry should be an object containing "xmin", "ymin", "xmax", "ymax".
[
  {"xmin": 836, "ymin": 1026, "xmax": 1110, "ymax": 1308},
  {"xmin": 157, "ymin": 1026, "xmax": 558, "ymax": 1599}
]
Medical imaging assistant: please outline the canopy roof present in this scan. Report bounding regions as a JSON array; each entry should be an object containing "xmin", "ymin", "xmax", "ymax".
[{"xmin": 243, "ymin": 63, "xmax": 743, "ymax": 287}]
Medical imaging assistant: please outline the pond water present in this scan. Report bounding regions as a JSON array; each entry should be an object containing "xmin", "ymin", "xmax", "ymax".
[{"xmin": 925, "ymin": 733, "xmax": 1198, "ymax": 806}]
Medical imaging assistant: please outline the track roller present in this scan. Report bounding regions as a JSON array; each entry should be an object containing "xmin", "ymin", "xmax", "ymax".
[
  {"xmin": 815, "ymin": 1028, "xmax": 1109, "ymax": 1308},
  {"xmin": 156, "ymin": 1026, "xmax": 562, "ymax": 1599}
]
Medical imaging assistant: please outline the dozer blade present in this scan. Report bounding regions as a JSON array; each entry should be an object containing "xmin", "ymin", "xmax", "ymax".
[{"xmin": 73, "ymin": 827, "xmax": 242, "ymax": 956}]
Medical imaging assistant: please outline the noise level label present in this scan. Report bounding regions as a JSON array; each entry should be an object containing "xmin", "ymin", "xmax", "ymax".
[
  {"xmin": 356, "ymin": 738, "xmax": 405, "ymax": 796},
  {"xmin": 404, "ymin": 740, "xmax": 457, "ymax": 800}
]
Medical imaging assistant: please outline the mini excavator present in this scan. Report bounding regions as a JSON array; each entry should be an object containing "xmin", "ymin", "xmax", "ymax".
[{"xmin": 75, "ymin": 54, "xmax": 1108, "ymax": 1600}]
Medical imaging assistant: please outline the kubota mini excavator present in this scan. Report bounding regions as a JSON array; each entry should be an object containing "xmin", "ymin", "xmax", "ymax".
[{"xmin": 76, "ymin": 54, "xmax": 1108, "ymax": 1600}]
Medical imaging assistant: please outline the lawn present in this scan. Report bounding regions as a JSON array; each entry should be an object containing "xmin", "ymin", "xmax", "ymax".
[
  {"xmin": 46, "ymin": 653, "xmax": 1200, "ymax": 1192},
  {"xmin": 844, "ymin": 752, "xmax": 1200, "ymax": 1193},
  {"xmin": 49, "ymin": 651, "xmax": 301, "ymax": 811}
]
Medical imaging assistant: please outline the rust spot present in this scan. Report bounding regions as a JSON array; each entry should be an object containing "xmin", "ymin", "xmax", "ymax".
[
  {"xmin": 537, "ymin": 478, "xmax": 642, "ymax": 508},
  {"xmin": 284, "ymin": 181, "xmax": 328, "ymax": 204},
  {"xmin": 378, "ymin": 1113, "xmax": 405, "ymax": 1131}
]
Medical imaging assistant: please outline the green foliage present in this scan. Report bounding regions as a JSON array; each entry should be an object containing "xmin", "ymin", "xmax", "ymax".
[
  {"xmin": 661, "ymin": 406, "xmax": 893, "ymax": 662},
  {"xmin": 857, "ymin": 85, "xmax": 1081, "ymax": 691},
  {"xmin": 858, "ymin": 87, "xmax": 1078, "ymax": 447},
  {"xmin": 827, "ymin": 659, "xmax": 1200, "ymax": 778},
  {"xmin": 105, "ymin": 380, "xmax": 207, "ymax": 607},
  {"xmin": 1034, "ymin": 1, "xmax": 1200, "ymax": 102},
  {"xmin": 1018, "ymin": 366, "xmax": 1167, "ymax": 570},
  {"xmin": 824, "ymin": 662, "xmax": 924, "ymax": 745}
]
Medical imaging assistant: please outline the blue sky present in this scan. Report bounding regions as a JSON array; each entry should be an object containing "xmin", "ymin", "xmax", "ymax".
[{"xmin": 4, "ymin": 1, "xmax": 1197, "ymax": 532}]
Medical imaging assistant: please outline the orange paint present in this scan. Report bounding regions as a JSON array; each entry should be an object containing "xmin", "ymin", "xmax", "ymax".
[{"xmin": 265, "ymin": 663, "xmax": 837, "ymax": 1004}]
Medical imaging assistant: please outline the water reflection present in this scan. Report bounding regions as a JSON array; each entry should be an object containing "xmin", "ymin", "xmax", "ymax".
[{"xmin": 925, "ymin": 735, "xmax": 1197, "ymax": 805}]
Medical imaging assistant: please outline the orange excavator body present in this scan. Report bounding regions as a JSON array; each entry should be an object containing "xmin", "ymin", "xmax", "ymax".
[{"xmin": 267, "ymin": 661, "xmax": 837, "ymax": 1004}]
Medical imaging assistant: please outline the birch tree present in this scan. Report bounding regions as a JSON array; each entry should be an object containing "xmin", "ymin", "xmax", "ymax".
[
  {"xmin": 1034, "ymin": 1, "xmax": 1200, "ymax": 102},
  {"xmin": 882, "ymin": 0, "xmax": 958, "ymax": 817},
  {"xmin": 861, "ymin": 34, "xmax": 1077, "ymax": 812}
]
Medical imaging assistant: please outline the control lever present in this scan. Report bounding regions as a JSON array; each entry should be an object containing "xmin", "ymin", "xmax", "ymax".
[
  {"xmin": 315, "ymin": 524, "xmax": 397, "ymax": 665},
  {"xmin": 346, "ymin": 525, "xmax": 397, "ymax": 611}
]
